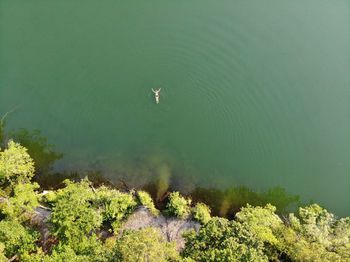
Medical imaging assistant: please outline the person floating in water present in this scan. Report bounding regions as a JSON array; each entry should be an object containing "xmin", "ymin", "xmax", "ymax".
[{"xmin": 152, "ymin": 88, "xmax": 161, "ymax": 104}]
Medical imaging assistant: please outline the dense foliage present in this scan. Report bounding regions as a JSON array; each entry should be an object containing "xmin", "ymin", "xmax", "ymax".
[
  {"xmin": 182, "ymin": 216, "xmax": 269, "ymax": 261},
  {"xmin": 191, "ymin": 203, "xmax": 211, "ymax": 224},
  {"xmin": 284, "ymin": 204, "xmax": 350, "ymax": 261},
  {"xmin": 115, "ymin": 227, "xmax": 179, "ymax": 262},
  {"xmin": 48, "ymin": 179, "xmax": 103, "ymax": 251},
  {"xmin": 0, "ymin": 141, "xmax": 349, "ymax": 262},
  {"xmin": 0, "ymin": 182, "xmax": 41, "ymax": 220},
  {"xmin": 91, "ymin": 185, "xmax": 137, "ymax": 232},
  {"xmin": 0, "ymin": 243, "xmax": 7, "ymax": 262},
  {"xmin": 0, "ymin": 140, "xmax": 35, "ymax": 186},
  {"xmin": 138, "ymin": 190, "xmax": 159, "ymax": 216},
  {"xmin": 166, "ymin": 191, "xmax": 191, "ymax": 219},
  {"xmin": 0, "ymin": 219, "xmax": 39, "ymax": 260},
  {"xmin": 182, "ymin": 204, "xmax": 350, "ymax": 262}
]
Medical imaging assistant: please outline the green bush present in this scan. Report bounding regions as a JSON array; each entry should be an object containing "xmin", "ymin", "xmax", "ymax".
[
  {"xmin": 183, "ymin": 204, "xmax": 350, "ymax": 262},
  {"xmin": 47, "ymin": 233, "xmax": 115, "ymax": 262},
  {"xmin": 0, "ymin": 182, "xmax": 41, "ymax": 219},
  {"xmin": 93, "ymin": 186, "xmax": 137, "ymax": 233},
  {"xmin": 104, "ymin": 192, "xmax": 136, "ymax": 222},
  {"xmin": 43, "ymin": 190, "xmax": 57, "ymax": 207},
  {"xmin": 283, "ymin": 204, "xmax": 350, "ymax": 261},
  {"xmin": 0, "ymin": 140, "xmax": 35, "ymax": 185},
  {"xmin": 43, "ymin": 245, "xmax": 89, "ymax": 262},
  {"xmin": 182, "ymin": 217, "xmax": 268, "ymax": 261},
  {"xmin": 0, "ymin": 243, "xmax": 7, "ymax": 262},
  {"xmin": 138, "ymin": 190, "xmax": 159, "ymax": 216},
  {"xmin": 166, "ymin": 192, "xmax": 191, "ymax": 219},
  {"xmin": 116, "ymin": 227, "xmax": 179, "ymax": 262},
  {"xmin": 49, "ymin": 179, "xmax": 102, "ymax": 250},
  {"xmin": 22, "ymin": 238, "xmax": 116, "ymax": 262},
  {"xmin": 0, "ymin": 219, "xmax": 39, "ymax": 259},
  {"xmin": 234, "ymin": 204, "xmax": 284, "ymax": 260},
  {"xmin": 191, "ymin": 203, "xmax": 211, "ymax": 224},
  {"xmin": 178, "ymin": 258, "xmax": 196, "ymax": 262}
]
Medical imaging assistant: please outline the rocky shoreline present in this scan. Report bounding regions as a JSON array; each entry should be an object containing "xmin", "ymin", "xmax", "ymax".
[{"xmin": 30, "ymin": 205, "xmax": 200, "ymax": 251}]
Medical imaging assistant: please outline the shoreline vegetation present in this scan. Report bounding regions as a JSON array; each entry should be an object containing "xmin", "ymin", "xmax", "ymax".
[
  {"xmin": 0, "ymin": 119, "xmax": 302, "ymax": 218},
  {"xmin": 0, "ymin": 118, "xmax": 349, "ymax": 261},
  {"xmin": 0, "ymin": 139, "xmax": 349, "ymax": 261}
]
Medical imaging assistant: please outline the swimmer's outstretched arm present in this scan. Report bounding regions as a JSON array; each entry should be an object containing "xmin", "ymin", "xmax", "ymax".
[
  {"xmin": 152, "ymin": 88, "xmax": 156, "ymax": 93},
  {"xmin": 157, "ymin": 88, "xmax": 161, "ymax": 92}
]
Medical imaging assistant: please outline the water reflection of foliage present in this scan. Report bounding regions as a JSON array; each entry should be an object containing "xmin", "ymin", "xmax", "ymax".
[
  {"xmin": 87, "ymin": 152, "xmax": 176, "ymax": 198},
  {"xmin": 69, "ymin": 152, "xmax": 301, "ymax": 217},
  {"xmin": 190, "ymin": 186, "xmax": 301, "ymax": 218},
  {"xmin": 141, "ymin": 178, "xmax": 301, "ymax": 218},
  {"xmin": 37, "ymin": 169, "xmax": 116, "ymax": 190},
  {"xmin": 1, "ymin": 112, "xmax": 301, "ymax": 217},
  {"xmin": 0, "ymin": 113, "xmax": 63, "ymax": 184},
  {"xmin": 11, "ymin": 129, "xmax": 63, "ymax": 175}
]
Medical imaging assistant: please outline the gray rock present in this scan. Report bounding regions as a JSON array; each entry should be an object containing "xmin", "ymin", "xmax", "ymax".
[
  {"xmin": 30, "ymin": 206, "xmax": 51, "ymax": 245},
  {"xmin": 120, "ymin": 206, "xmax": 200, "ymax": 249},
  {"xmin": 26, "ymin": 205, "xmax": 200, "ymax": 250}
]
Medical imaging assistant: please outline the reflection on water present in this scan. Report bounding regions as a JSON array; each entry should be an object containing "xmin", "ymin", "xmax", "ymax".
[
  {"xmin": 0, "ymin": 115, "xmax": 63, "ymax": 185},
  {"xmin": 11, "ymin": 129, "xmax": 63, "ymax": 176},
  {"xmin": 1, "ymin": 117, "xmax": 301, "ymax": 217},
  {"xmin": 141, "ymin": 179, "xmax": 301, "ymax": 218},
  {"xmin": 189, "ymin": 186, "xmax": 301, "ymax": 218}
]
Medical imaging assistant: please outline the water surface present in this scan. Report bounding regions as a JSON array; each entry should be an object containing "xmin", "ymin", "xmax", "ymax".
[{"xmin": 1, "ymin": 0, "xmax": 349, "ymax": 215}]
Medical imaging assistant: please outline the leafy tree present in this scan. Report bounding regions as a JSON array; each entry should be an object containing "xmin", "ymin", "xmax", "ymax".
[
  {"xmin": 0, "ymin": 182, "xmax": 41, "ymax": 219},
  {"xmin": 283, "ymin": 204, "xmax": 350, "ymax": 261},
  {"xmin": 290, "ymin": 204, "xmax": 345, "ymax": 246},
  {"xmin": 166, "ymin": 191, "xmax": 191, "ymax": 219},
  {"xmin": 43, "ymin": 245, "xmax": 89, "ymax": 262},
  {"xmin": 0, "ymin": 140, "xmax": 35, "ymax": 186},
  {"xmin": 235, "ymin": 204, "xmax": 284, "ymax": 260},
  {"xmin": 92, "ymin": 186, "xmax": 137, "ymax": 233},
  {"xmin": 191, "ymin": 203, "xmax": 211, "ymax": 224},
  {"xmin": 91, "ymin": 237, "xmax": 119, "ymax": 262},
  {"xmin": 0, "ymin": 219, "xmax": 39, "ymax": 260},
  {"xmin": 138, "ymin": 190, "xmax": 159, "ymax": 216},
  {"xmin": 178, "ymin": 258, "xmax": 196, "ymax": 262},
  {"xmin": 20, "ymin": 249, "xmax": 47, "ymax": 262},
  {"xmin": 0, "ymin": 243, "xmax": 7, "ymax": 262},
  {"xmin": 22, "ymin": 238, "xmax": 116, "ymax": 262},
  {"xmin": 43, "ymin": 190, "xmax": 58, "ymax": 207},
  {"xmin": 116, "ymin": 227, "xmax": 179, "ymax": 262},
  {"xmin": 45, "ymin": 233, "xmax": 116, "ymax": 262},
  {"xmin": 182, "ymin": 217, "xmax": 268, "ymax": 261},
  {"xmin": 48, "ymin": 179, "xmax": 102, "ymax": 250},
  {"xmin": 0, "ymin": 141, "xmax": 41, "ymax": 220}
]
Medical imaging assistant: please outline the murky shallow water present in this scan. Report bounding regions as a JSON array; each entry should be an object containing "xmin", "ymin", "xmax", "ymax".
[{"xmin": 1, "ymin": 0, "xmax": 349, "ymax": 216}]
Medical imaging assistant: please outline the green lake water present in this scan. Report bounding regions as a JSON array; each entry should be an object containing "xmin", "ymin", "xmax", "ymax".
[{"xmin": 1, "ymin": 0, "xmax": 349, "ymax": 216}]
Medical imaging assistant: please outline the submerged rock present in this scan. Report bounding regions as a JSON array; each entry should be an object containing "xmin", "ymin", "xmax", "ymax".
[{"xmin": 120, "ymin": 206, "xmax": 200, "ymax": 249}]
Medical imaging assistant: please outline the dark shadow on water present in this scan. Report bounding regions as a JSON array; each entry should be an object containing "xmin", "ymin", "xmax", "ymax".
[
  {"xmin": 0, "ymin": 114, "xmax": 63, "ymax": 185},
  {"xmin": 11, "ymin": 129, "xmax": 64, "ymax": 182},
  {"xmin": 189, "ymin": 186, "xmax": 301, "ymax": 218},
  {"xmin": 140, "ymin": 178, "xmax": 301, "ymax": 218},
  {"xmin": 39, "ymin": 169, "xmax": 116, "ymax": 190}
]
